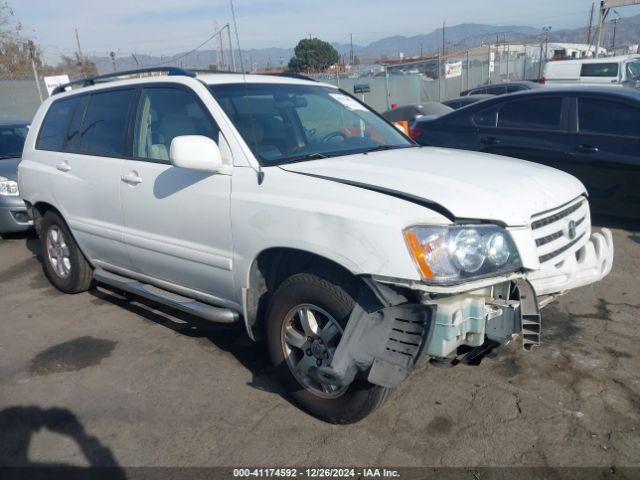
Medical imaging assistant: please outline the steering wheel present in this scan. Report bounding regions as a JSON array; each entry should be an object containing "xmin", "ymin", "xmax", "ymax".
[{"xmin": 321, "ymin": 130, "xmax": 348, "ymax": 143}]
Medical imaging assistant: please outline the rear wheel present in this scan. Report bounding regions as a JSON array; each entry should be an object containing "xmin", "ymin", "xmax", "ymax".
[
  {"xmin": 40, "ymin": 211, "xmax": 93, "ymax": 293},
  {"xmin": 266, "ymin": 273, "xmax": 391, "ymax": 424}
]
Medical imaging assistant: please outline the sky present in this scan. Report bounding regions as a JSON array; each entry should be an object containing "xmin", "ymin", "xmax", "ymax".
[{"xmin": 11, "ymin": 0, "xmax": 640, "ymax": 61}]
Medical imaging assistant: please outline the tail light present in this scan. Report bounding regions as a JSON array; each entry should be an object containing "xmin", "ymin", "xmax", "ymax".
[
  {"xmin": 409, "ymin": 126, "xmax": 426, "ymax": 140},
  {"xmin": 538, "ymin": 76, "xmax": 546, "ymax": 84}
]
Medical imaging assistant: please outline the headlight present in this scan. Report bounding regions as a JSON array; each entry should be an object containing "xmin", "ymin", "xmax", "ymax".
[
  {"xmin": 0, "ymin": 176, "xmax": 19, "ymax": 196},
  {"xmin": 403, "ymin": 225, "xmax": 522, "ymax": 284}
]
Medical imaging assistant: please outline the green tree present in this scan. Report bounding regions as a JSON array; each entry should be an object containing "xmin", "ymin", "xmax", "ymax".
[{"xmin": 288, "ymin": 38, "xmax": 339, "ymax": 73}]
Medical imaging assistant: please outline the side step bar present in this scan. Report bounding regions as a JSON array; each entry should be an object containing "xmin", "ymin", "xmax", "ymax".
[{"xmin": 93, "ymin": 269, "xmax": 239, "ymax": 324}]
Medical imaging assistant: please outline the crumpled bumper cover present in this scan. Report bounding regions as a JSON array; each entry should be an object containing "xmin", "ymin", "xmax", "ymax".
[{"xmin": 527, "ymin": 228, "xmax": 614, "ymax": 296}]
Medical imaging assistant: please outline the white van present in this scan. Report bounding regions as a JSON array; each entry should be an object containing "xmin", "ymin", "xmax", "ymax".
[
  {"xmin": 17, "ymin": 67, "xmax": 614, "ymax": 423},
  {"xmin": 543, "ymin": 55, "xmax": 640, "ymax": 88}
]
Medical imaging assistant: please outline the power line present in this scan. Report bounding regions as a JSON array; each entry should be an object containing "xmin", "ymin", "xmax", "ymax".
[{"xmin": 153, "ymin": 25, "xmax": 228, "ymax": 67}]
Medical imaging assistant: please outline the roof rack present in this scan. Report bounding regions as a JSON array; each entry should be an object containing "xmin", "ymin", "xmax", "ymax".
[
  {"xmin": 266, "ymin": 72, "xmax": 317, "ymax": 82},
  {"xmin": 51, "ymin": 66, "xmax": 197, "ymax": 95}
]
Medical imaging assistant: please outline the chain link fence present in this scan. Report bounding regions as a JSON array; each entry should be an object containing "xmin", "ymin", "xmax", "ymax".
[{"xmin": 313, "ymin": 49, "xmax": 545, "ymax": 112}]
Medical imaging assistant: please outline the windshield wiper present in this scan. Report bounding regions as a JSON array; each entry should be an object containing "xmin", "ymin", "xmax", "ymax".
[
  {"xmin": 361, "ymin": 144, "xmax": 414, "ymax": 154},
  {"xmin": 277, "ymin": 152, "xmax": 330, "ymax": 165}
]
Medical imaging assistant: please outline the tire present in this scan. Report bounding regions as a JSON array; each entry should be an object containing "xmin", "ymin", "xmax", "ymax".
[
  {"xmin": 266, "ymin": 272, "xmax": 391, "ymax": 424},
  {"xmin": 40, "ymin": 210, "xmax": 93, "ymax": 294}
]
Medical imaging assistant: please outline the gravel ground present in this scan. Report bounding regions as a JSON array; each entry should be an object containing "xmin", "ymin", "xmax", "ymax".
[{"xmin": 0, "ymin": 219, "xmax": 639, "ymax": 471}]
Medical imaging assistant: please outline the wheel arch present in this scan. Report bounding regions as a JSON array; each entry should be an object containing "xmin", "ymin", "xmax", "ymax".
[{"xmin": 242, "ymin": 247, "xmax": 370, "ymax": 341}]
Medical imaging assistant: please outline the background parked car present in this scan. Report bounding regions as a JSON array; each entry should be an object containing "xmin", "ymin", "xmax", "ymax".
[
  {"xmin": 442, "ymin": 94, "xmax": 495, "ymax": 110},
  {"xmin": 381, "ymin": 102, "xmax": 453, "ymax": 123},
  {"xmin": 410, "ymin": 87, "xmax": 640, "ymax": 218},
  {"xmin": 460, "ymin": 81, "xmax": 541, "ymax": 96},
  {"xmin": 0, "ymin": 120, "xmax": 31, "ymax": 237}
]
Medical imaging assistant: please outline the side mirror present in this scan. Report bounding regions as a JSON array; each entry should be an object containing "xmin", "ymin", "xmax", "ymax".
[{"xmin": 169, "ymin": 135, "xmax": 223, "ymax": 173}]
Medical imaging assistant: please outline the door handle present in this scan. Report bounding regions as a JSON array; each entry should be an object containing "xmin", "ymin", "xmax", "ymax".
[
  {"xmin": 121, "ymin": 172, "xmax": 143, "ymax": 185},
  {"xmin": 576, "ymin": 144, "xmax": 599, "ymax": 153},
  {"xmin": 481, "ymin": 136, "xmax": 501, "ymax": 145},
  {"xmin": 55, "ymin": 161, "xmax": 71, "ymax": 172}
]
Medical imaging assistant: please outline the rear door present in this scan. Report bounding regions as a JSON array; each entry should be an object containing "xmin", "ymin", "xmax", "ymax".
[
  {"xmin": 565, "ymin": 95, "xmax": 640, "ymax": 217},
  {"xmin": 473, "ymin": 95, "xmax": 569, "ymax": 168},
  {"xmin": 119, "ymin": 84, "xmax": 235, "ymax": 302},
  {"xmin": 38, "ymin": 89, "xmax": 136, "ymax": 269}
]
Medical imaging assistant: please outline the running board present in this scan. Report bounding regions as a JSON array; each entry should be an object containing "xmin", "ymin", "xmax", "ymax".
[{"xmin": 93, "ymin": 269, "xmax": 239, "ymax": 324}]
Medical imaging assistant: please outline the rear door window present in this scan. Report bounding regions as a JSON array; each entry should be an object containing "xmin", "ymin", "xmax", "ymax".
[
  {"xmin": 497, "ymin": 97, "xmax": 563, "ymax": 130},
  {"xmin": 580, "ymin": 63, "xmax": 619, "ymax": 77},
  {"xmin": 79, "ymin": 89, "xmax": 136, "ymax": 157},
  {"xmin": 485, "ymin": 85, "xmax": 506, "ymax": 95},
  {"xmin": 36, "ymin": 97, "xmax": 79, "ymax": 151},
  {"xmin": 472, "ymin": 105, "xmax": 498, "ymax": 127},
  {"xmin": 578, "ymin": 97, "xmax": 640, "ymax": 137}
]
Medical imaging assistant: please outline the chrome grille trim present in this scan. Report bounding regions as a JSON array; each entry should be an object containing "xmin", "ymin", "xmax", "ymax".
[
  {"xmin": 531, "ymin": 201, "xmax": 583, "ymax": 230},
  {"xmin": 538, "ymin": 233, "xmax": 585, "ymax": 263},
  {"xmin": 535, "ymin": 216, "xmax": 585, "ymax": 247},
  {"xmin": 531, "ymin": 197, "xmax": 590, "ymax": 265}
]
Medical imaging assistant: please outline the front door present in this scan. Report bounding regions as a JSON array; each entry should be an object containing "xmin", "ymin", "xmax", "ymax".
[
  {"xmin": 475, "ymin": 96, "xmax": 569, "ymax": 169},
  {"xmin": 119, "ymin": 85, "xmax": 235, "ymax": 303}
]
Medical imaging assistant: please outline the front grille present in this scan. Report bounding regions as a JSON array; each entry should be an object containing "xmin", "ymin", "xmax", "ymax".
[{"xmin": 531, "ymin": 197, "xmax": 590, "ymax": 265}]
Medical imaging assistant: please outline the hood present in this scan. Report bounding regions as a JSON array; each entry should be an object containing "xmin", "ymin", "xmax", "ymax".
[
  {"xmin": 0, "ymin": 157, "xmax": 20, "ymax": 181},
  {"xmin": 279, "ymin": 147, "xmax": 586, "ymax": 226}
]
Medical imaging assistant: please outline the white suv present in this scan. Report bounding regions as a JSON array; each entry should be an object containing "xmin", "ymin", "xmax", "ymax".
[{"xmin": 18, "ymin": 68, "xmax": 614, "ymax": 423}]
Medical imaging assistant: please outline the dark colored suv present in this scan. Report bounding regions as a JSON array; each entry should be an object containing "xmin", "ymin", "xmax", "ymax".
[
  {"xmin": 460, "ymin": 81, "xmax": 541, "ymax": 97},
  {"xmin": 411, "ymin": 88, "xmax": 640, "ymax": 218}
]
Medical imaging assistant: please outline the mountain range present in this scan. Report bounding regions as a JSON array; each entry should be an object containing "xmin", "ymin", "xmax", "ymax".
[{"xmin": 90, "ymin": 13, "xmax": 640, "ymax": 73}]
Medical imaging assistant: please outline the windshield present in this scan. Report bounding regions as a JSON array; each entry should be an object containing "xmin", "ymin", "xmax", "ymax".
[
  {"xmin": 0, "ymin": 124, "xmax": 27, "ymax": 159},
  {"xmin": 209, "ymin": 83, "xmax": 413, "ymax": 166},
  {"xmin": 626, "ymin": 61, "xmax": 640, "ymax": 81}
]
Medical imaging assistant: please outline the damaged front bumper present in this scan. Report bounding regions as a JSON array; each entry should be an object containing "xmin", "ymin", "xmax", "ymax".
[
  {"xmin": 313, "ymin": 280, "xmax": 539, "ymax": 390},
  {"xmin": 316, "ymin": 228, "xmax": 614, "ymax": 390},
  {"xmin": 527, "ymin": 228, "xmax": 614, "ymax": 296}
]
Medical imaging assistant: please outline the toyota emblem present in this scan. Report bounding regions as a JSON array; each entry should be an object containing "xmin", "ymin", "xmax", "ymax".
[{"xmin": 567, "ymin": 220, "xmax": 577, "ymax": 240}]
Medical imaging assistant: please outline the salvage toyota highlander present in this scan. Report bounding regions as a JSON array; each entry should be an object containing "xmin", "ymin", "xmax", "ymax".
[{"xmin": 17, "ymin": 68, "xmax": 614, "ymax": 423}]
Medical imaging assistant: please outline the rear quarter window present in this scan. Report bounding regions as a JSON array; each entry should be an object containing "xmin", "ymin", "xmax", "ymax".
[
  {"xmin": 580, "ymin": 63, "xmax": 619, "ymax": 77},
  {"xmin": 36, "ymin": 97, "xmax": 79, "ymax": 151},
  {"xmin": 578, "ymin": 97, "xmax": 640, "ymax": 137}
]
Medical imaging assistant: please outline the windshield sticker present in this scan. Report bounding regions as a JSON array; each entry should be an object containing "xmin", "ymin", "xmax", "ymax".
[{"xmin": 329, "ymin": 93, "xmax": 368, "ymax": 111}]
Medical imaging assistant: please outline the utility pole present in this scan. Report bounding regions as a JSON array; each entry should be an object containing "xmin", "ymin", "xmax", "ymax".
[
  {"xmin": 587, "ymin": 1, "xmax": 595, "ymax": 44},
  {"xmin": 595, "ymin": 2, "xmax": 608, "ymax": 58},
  {"xmin": 226, "ymin": 24, "xmax": 236, "ymax": 71},
  {"xmin": 27, "ymin": 40, "xmax": 43, "ymax": 102},
  {"xmin": 611, "ymin": 18, "xmax": 618, "ymax": 51},
  {"xmin": 349, "ymin": 33, "xmax": 354, "ymax": 65},
  {"xmin": 110, "ymin": 51, "xmax": 117, "ymax": 72},
  {"xmin": 441, "ymin": 21, "xmax": 446, "ymax": 100},
  {"xmin": 420, "ymin": 42, "xmax": 423, "ymax": 58},
  {"xmin": 543, "ymin": 26, "xmax": 552, "ymax": 62},
  {"xmin": 218, "ymin": 28, "xmax": 225, "ymax": 70},
  {"xmin": 466, "ymin": 50, "xmax": 470, "ymax": 90},
  {"xmin": 74, "ymin": 28, "xmax": 84, "ymax": 59}
]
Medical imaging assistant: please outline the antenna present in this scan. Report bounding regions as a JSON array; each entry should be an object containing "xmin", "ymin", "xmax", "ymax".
[{"xmin": 229, "ymin": 0, "xmax": 264, "ymax": 184}]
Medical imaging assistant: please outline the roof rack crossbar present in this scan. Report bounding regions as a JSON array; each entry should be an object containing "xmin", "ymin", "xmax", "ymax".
[
  {"xmin": 51, "ymin": 66, "xmax": 196, "ymax": 95},
  {"xmin": 266, "ymin": 72, "xmax": 317, "ymax": 82}
]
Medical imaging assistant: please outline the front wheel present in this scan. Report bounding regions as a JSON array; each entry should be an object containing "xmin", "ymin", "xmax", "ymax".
[{"xmin": 266, "ymin": 273, "xmax": 391, "ymax": 424}]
